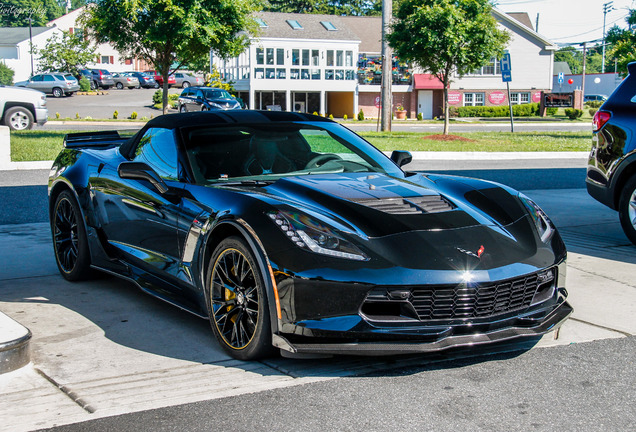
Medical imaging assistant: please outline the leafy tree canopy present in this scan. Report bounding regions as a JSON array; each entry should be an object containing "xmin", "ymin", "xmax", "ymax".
[
  {"xmin": 0, "ymin": 63, "xmax": 15, "ymax": 85},
  {"xmin": 264, "ymin": 0, "xmax": 380, "ymax": 16},
  {"xmin": 388, "ymin": 0, "xmax": 509, "ymax": 134},
  {"xmin": 607, "ymin": 9, "xmax": 635, "ymax": 75},
  {"xmin": 34, "ymin": 30, "xmax": 96, "ymax": 77},
  {"xmin": 82, "ymin": 0, "xmax": 261, "ymax": 114}
]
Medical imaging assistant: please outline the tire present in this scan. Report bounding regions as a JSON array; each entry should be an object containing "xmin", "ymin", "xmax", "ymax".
[
  {"xmin": 182, "ymin": 81, "xmax": 190, "ymax": 88},
  {"xmin": 618, "ymin": 175, "xmax": 636, "ymax": 245},
  {"xmin": 51, "ymin": 190, "xmax": 95, "ymax": 281},
  {"xmin": 116, "ymin": 82, "xmax": 124, "ymax": 89},
  {"xmin": 179, "ymin": 105, "xmax": 187, "ymax": 113},
  {"xmin": 52, "ymin": 87, "xmax": 63, "ymax": 98},
  {"xmin": 4, "ymin": 106, "xmax": 34, "ymax": 131},
  {"xmin": 67, "ymin": 92, "xmax": 74, "ymax": 96},
  {"xmin": 201, "ymin": 106, "xmax": 208, "ymax": 111},
  {"xmin": 153, "ymin": 82, "xmax": 160, "ymax": 89},
  {"xmin": 91, "ymin": 81, "xmax": 97, "ymax": 90},
  {"xmin": 102, "ymin": 85, "xmax": 110, "ymax": 90},
  {"xmin": 206, "ymin": 237, "xmax": 274, "ymax": 360}
]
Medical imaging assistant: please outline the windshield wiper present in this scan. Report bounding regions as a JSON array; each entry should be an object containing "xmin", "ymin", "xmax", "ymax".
[{"xmin": 209, "ymin": 179, "xmax": 275, "ymax": 186}]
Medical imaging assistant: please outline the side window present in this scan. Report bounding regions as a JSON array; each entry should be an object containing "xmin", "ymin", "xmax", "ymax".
[
  {"xmin": 43, "ymin": 75, "xmax": 55, "ymax": 81},
  {"xmin": 133, "ymin": 128, "xmax": 179, "ymax": 181},
  {"xmin": 31, "ymin": 75, "xmax": 43, "ymax": 82}
]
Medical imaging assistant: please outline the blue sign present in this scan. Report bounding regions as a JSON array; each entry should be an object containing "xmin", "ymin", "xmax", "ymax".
[
  {"xmin": 500, "ymin": 53, "xmax": 512, "ymax": 83},
  {"xmin": 558, "ymin": 72, "xmax": 564, "ymax": 84}
]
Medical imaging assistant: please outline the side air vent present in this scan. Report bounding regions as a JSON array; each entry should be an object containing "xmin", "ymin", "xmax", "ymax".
[{"xmin": 354, "ymin": 195, "xmax": 454, "ymax": 215}]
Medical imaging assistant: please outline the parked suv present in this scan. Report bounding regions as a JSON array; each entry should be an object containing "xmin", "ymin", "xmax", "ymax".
[
  {"xmin": 123, "ymin": 71, "xmax": 157, "ymax": 88},
  {"xmin": 79, "ymin": 69, "xmax": 115, "ymax": 90},
  {"xmin": 15, "ymin": 73, "xmax": 79, "ymax": 97},
  {"xmin": 173, "ymin": 72, "xmax": 203, "ymax": 88},
  {"xmin": 0, "ymin": 86, "xmax": 48, "ymax": 130},
  {"xmin": 178, "ymin": 86, "xmax": 241, "ymax": 112},
  {"xmin": 586, "ymin": 62, "xmax": 636, "ymax": 243}
]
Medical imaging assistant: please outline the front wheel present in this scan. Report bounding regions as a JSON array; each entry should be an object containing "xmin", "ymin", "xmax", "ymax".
[
  {"xmin": 4, "ymin": 106, "xmax": 34, "ymax": 130},
  {"xmin": 206, "ymin": 237, "xmax": 274, "ymax": 360},
  {"xmin": 618, "ymin": 176, "xmax": 636, "ymax": 245},
  {"xmin": 51, "ymin": 190, "xmax": 95, "ymax": 281},
  {"xmin": 182, "ymin": 81, "xmax": 190, "ymax": 88}
]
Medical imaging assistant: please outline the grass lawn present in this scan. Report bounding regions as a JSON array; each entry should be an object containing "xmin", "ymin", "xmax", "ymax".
[{"xmin": 9, "ymin": 129, "xmax": 593, "ymax": 162}]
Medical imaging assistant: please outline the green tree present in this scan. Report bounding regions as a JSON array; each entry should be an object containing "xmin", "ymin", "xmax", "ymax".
[
  {"xmin": 264, "ymin": 0, "xmax": 378, "ymax": 15},
  {"xmin": 83, "ymin": 0, "xmax": 261, "ymax": 114},
  {"xmin": 388, "ymin": 0, "xmax": 509, "ymax": 134},
  {"xmin": 555, "ymin": 46, "xmax": 582, "ymax": 74},
  {"xmin": 33, "ymin": 30, "xmax": 96, "ymax": 77},
  {"xmin": 607, "ymin": 9, "xmax": 636, "ymax": 75},
  {"xmin": 0, "ymin": 63, "xmax": 15, "ymax": 85},
  {"xmin": 0, "ymin": 0, "xmax": 62, "ymax": 27}
]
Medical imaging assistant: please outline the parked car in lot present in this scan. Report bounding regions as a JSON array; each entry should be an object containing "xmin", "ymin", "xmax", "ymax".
[
  {"xmin": 584, "ymin": 94, "xmax": 608, "ymax": 103},
  {"xmin": 586, "ymin": 62, "xmax": 636, "ymax": 243},
  {"xmin": 48, "ymin": 111, "xmax": 571, "ymax": 360},
  {"xmin": 144, "ymin": 70, "xmax": 175, "ymax": 88},
  {"xmin": 111, "ymin": 72, "xmax": 139, "ymax": 89},
  {"xmin": 124, "ymin": 71, "xmax": 157, "ymax": 89},
  {"xmin": 15, "ymin": 73, "xmax": 79, "ymax": 98},
  {"xmin": 178, "ymin": 86, "xmax": 241, "ymax": 112},
  {"xmin": 173, "ymin": 72, "xmax": 204, "ymax": 88},
  {"xmin": 79, "ymin": 69, "xmax": 115, "ymax": 90},
  {"xmin": 0, "ymin": 86, "xmax": 48, "ymax": 130}
]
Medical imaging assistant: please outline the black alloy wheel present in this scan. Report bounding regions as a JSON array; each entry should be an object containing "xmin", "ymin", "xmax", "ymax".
[
  {"xmin": 52, "ymin": 190, "xmax": 94, "ymax": 281},
  {"xmin": 207, "ymin": 237, "xmax": 273, "ymax": 360},
  {"xmin": 619, "ymin": 175, "xmax": 636, "ymax": 245}
]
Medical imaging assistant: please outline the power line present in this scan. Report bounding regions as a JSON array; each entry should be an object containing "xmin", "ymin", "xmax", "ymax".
[{"xmin": 550, "ymin": 13, "xmax": 628, "ymax": 40}]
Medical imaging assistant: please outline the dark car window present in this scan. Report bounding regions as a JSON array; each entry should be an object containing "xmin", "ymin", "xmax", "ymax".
[
  {"xmin": 54, "ymin": 74, "xmax": 65, "ymax": 80},
  {"xmin": 31, "ymin": 75, "xmax": 43, "ymax": 82},
  {"xmin": 133, "ymin": 128, "xmax": 179, "ymax": 181},
  {"xmin": 203, "ymin": 89, "xmax": 231, "ymax": 99},
  {"xmin": 43, "ymin": 75, "xmax": 55, "ymax": 81}
]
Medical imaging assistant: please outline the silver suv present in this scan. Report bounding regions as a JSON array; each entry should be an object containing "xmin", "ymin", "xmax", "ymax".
[
  {"xmin": 15, "ymin": 73, "xmax": 80, "ymax": 98},
  {"xmin": 0, "ymin": 86, "xmax": 48, "ymax": 130}
]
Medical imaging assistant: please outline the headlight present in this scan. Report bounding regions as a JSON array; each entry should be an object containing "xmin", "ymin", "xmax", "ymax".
[
  {"xmin": 268, "ymin": 210, "xmax": 368, "ymax": 261},
  {"xmin": 519, "ymin": 194, "xmax": 554, "ymax": 243}
]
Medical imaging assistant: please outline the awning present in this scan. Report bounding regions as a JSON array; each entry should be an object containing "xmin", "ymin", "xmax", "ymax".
[{"xmin": 414, "ymin": 74, "xmax": 444, "ymax": 90}]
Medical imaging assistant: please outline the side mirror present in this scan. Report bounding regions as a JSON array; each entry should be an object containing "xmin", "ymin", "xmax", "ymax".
[
  {"xmin": 390, "ymin": 150, "xmax": 413, "ymax": 168},
  {"xmin": 118, "ymin": 161, "xmax": 168, "ymax": 194}
]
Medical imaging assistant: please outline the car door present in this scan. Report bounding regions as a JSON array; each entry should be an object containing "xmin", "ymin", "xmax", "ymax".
[
  {"xmin": 28, "ymin": 74, "xmax": 44, "ymax": 92},
  {"xmin": 192, "ymin": 89, "xmax": 204, "ymax": 110},
  {"xmin": 92, "ymin": 127, "xmax": 185, "ymax": 282}
]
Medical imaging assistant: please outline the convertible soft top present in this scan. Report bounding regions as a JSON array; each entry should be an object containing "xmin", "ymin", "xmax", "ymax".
[{"xmin": 144, "ymin": 110, "xmax": 330, "ymax": 130}]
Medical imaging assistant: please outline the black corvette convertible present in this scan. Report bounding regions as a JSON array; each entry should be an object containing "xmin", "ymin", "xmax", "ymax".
[{"xmin": 48, "ymin": 111, "xmax": 572, "ymax": 360}]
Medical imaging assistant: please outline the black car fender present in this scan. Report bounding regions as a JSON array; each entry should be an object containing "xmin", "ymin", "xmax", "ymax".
[
  {"xmin": 607, "ymin": 150, "xmax": 636, "ymax": 209},
  {"xmin": 196, "ymin": 216, "xmax": 282, "ymax": 333}
]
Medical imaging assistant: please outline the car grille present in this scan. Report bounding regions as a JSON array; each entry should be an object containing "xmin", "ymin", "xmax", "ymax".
[
  {"xmin": 411, "ymin": 273, "xmax": 540, "ymax": 320},
  {"xmin": 362, "ymin": 270, "xmax": 553, "ymax": 322},
  {"xmin": 354, "ymin": 195, "xmax": 454, "ymax": 215}
]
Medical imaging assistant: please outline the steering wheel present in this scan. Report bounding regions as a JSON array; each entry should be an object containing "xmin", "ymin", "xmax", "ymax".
[{"xmin": 305, "ymin": 153, "xmax": 342, "ymax": 169}]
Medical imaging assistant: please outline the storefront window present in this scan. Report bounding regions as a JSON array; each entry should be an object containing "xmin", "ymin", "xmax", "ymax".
[
  {"xmin": 302, "ymin": 49, "xmax": 310, "ymax": 66},
  {"xmin": 336, "ymin": 51, "xmax": 343, "ymax": 67},
  {"xmin": 312, "ymin": 50, "xmax": 319, "ymax": 66},
  {"xmin": 327, "ymin": 50, "xmax": 334, "ymax": 67},
  {"xmin": 256, "ymin": 48, "xmax": 264, "ymax": 65},
  {"xmin": 292, "ymin": 49, "xmax": 299, "ymax": 66},
  {"xmin": 276, "ymin": 48, "xmax": 285, "ymax": 65},
  {"xmin": 266, "ymin": 48, "xmax": 274, "ymax": 65}
]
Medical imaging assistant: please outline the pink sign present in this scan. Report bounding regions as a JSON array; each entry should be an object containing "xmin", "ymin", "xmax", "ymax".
[
  {"xmin": 447, "ymin": 92, "xmax": 461, "ymax": 105},
  {"xmin": 532, "ymin": 91, "xmax": 542, "ymax": 103},
  {"xmin": 374, "ymin": 96, "xmax": 381, "ymax": 108},
  {"xmin": 489, "ymin": 91, "xmax": 506, "ymax": 105}
]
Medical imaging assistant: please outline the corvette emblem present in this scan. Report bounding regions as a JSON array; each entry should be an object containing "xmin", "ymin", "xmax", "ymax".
[{"xmin": 457, "ymin": 245, "xmax": 485, "ymax": 259}]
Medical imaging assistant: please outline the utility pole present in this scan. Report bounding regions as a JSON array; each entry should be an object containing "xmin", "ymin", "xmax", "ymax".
[
  {"xmin": 381, "ymin": 0, "xmax": 392, "ymax": 132},
  {"xmin": 581, "ymin": 42, "xmax": 587, "ymax": 101},
  {"xmin": 28, "ymin": 15, "xmax": 34, "ymax": 77},
  {"xmin": 535, "ymin": 13, "xmax": 539, "ymax": 33},
  {"xmin": 602, "ymin": 1, "xmax": 614, "ymax": 73}
]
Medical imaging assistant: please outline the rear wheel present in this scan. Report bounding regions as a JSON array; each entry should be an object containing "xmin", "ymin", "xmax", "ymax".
[
  {"xmin": 90, "ymin": 81, "xmax": 97, "ymax": 90},
  {"xmin": 206, "ymin": 237, "xmax": 274, "ymax": 360},
  {"xmin": 182, "ymin": 81, "xmax": 190, "ymax": 88},
  {"xmin": 618, "ymin": 176, "xmax": 636, "ymax": 245},
  {"xmin": 116, "ymin": 82, "xmax": 124, "ymax": 89},
  {"xmin": 179, "ymin": 105, "xmax": 187, "ymax": 113},
  {"xmin": 52, "ymin": 190, "xmax": 95, "ymax": 281},
  {"xmin": 102, "ymin": 85, "xmax": 110, "ymax": 90}
]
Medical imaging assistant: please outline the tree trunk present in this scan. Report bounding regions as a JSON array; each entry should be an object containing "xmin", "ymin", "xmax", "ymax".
[
  {"xmin": 443, "ymin": 77, "xmax": 450, "ymax": 135},
  {"xmin": 162, "ymin": 65, "xmax": 169, "ymax": 115}
]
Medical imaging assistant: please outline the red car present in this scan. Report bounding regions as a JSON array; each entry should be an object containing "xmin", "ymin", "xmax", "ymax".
[{"xmin": 144, "ymin": 70, "xmax": 176, "ymax": 88}]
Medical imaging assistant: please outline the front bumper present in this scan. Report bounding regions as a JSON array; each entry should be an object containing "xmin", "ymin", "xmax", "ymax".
[
  {"xmin": 35, "ymin": 107, "xmax": 48, "ymax": 126},
  {"xmin": 273, "ymin": 296, "xmax": 572, "ymax": 356}
]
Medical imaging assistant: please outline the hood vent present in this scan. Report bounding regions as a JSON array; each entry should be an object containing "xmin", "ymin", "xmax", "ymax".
[{"xmin": 354, "ymin": 195, "xmax": 454, "ymax": 215}]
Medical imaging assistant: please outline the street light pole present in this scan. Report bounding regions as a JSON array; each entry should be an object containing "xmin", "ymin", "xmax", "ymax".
[
  {"xmin": 28, "ymin": 16, "xmax": 34, "ymax": 77},
  {"xmin": 602, "ymin": 1, "xmax": 614, "ymax": 73}
]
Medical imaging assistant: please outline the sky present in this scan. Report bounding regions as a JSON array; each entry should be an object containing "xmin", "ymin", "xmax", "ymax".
[{"xmin": 495, "ymin": 0, "xmax": 635, "ymax": 45}]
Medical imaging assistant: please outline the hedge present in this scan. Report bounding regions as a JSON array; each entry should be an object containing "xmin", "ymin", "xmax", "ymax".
[{"xmin": 449, "ymin": 102, "xmax": 540, "ymax": 118}]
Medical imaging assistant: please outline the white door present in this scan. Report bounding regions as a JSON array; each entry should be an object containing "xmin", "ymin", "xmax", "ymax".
[{"xmin": 418, "ymin": 90, "xmax": 433, "ymax": 119}]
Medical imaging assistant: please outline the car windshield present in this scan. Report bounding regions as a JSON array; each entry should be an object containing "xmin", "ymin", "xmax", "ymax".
[
  {"xmin": 202, "ymin": 89, "xmax": 232, "ymax": 99},
  {"xmin": 182, "ymin": 122, "xmax": 404, "ymax": 184}
]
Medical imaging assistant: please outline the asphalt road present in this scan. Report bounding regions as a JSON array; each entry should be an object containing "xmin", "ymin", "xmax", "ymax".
[{"xmin": 37, "ymin": 336, "xmax": 636, "ymax": 432}]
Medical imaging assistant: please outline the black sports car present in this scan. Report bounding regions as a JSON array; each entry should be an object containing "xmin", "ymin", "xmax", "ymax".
[{"xmin": 48, "ymin": 111, "xmax": 572, "ymax": 360}]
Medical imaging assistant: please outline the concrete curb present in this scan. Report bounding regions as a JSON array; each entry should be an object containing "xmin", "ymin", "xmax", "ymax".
[{"xmin": 0, "ymin": 312, "xmax": 31, "ymax": 374}]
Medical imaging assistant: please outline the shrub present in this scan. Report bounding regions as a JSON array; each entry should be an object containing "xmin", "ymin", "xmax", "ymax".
[
  {"xmin": 546, "ymin": 107, "xmax": 558, "ymax": 116},
  {"xmin": 152, "ymin": 90, "xmax": 162, "ymax": 105},
  {"xmin": 564, "ymin": 108, "xmax": 583, "ymax": 120},
  {"xmin": 357, "ymin": 109, "xmax": 364, "ymax": 121},
  {"xmin": 75, "ymin": 112, "xmax": 80, "ymax": 119},
  {"xmin": 113, "ymin": 110, "xmax": 118, "ymax": 119},
  {"xmin": 130, "ymin": 111, "xmax": 138, "ymax": 119},
  {"xmin": 328, "ymin": 114, "xmax": 334, "ymax": 120},
  {"xmin": 79, "ymin": 76, "xmax": 91, "ymax": 92},
  {"xmin": 453, "ymin": 103, "xmax": 540, "ymax": 118},
  {"xmin": 585, "ymin": 101, "xmax": 603, "ymax": 109},
  {"xmin": 589, "ymin": 108, "xmax": 598, "ymax": 117},
  {"xmin": 417, "ymin": 112, "xmax": 423, "ymax": 121},
  {"xmin": 0, "ymin": 63, "xmax": 14, "ymax": 85},
  {"xmin": 55, "ymin": 112, "xmax": 60, "ymax": 119},
  {"xmin": 343, "ymin": 114, "xmax": 348, "ymax": 120}
]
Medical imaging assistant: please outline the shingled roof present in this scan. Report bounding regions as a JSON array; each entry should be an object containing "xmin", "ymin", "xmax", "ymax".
[
  {"xmin": 0, "ymin": 27, "xmax": 54, "ymax": 45},
  {"xmin": 254, "ymin": 12, "xmax": 360, "ymax": 42}
]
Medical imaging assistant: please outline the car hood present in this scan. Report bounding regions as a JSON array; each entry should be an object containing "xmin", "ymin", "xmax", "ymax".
[
  {"xmin": 228, "ymin": 172, "xmax": 531, "ymax": 238},
  {"xmin": 205, "ymin": 97, "xmax": 238, "ymax": 105}
]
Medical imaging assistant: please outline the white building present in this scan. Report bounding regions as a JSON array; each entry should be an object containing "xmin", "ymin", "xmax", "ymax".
[{"xmin": 0, "ymin": 26, "xmax": 61, "ymax": 82}]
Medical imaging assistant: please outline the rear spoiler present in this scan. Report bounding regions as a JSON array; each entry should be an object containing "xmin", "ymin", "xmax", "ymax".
[{"xmin": 64, "ymin": 131, "xmax": 130, "ymax": 148}]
